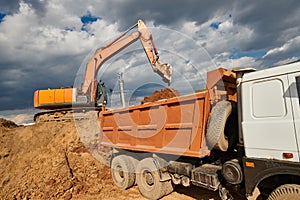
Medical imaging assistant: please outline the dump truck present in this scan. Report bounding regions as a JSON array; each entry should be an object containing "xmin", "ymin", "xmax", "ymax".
[
  {"xmin": 99, "ymin": 62, "xmax": 300, "ymax": 199},
  {"xmin": 33, "ymin": 20, "xmax": 172, "ymax": 122}
]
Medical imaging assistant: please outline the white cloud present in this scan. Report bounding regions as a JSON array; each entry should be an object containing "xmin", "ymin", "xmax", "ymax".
[
  {"xmin": 175, "ymin": 15, "xmax": 254, "ymax": 57},
  {"xmin": 213, "ymin": 53, "xmax": 262, "ymax": 70},
  {"xmin": 264, "ymin": 36, "xmax": 300, "ymax": 58},
  {"xmin": 43, "ymin": 0, "xmax": 82, "ymax": 30},
  {"xmin": 84, "ymin": 20, "xmax": 119, "ymax": 41},
  {"xmin": 0, "ymin": 2, "xmax": 37, "ymax": 59},
  {"xmin": 201, "ymin": 18, "xmax": 253, "ymax": 54},
  {"xmin": 180, "ymin": 21, "xmax": 201, "ymax": 36},
  {"xmin": 0, "ymin": 1, "xmax": 121, "ymax": 65}
]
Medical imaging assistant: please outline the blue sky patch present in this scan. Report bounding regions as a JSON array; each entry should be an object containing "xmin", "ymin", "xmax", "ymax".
[
  {"xmin": 0, "ymin": 13, "xmax": 6, "ymax": 23},
  {"xmin": 80, "ymin": 12, "xmax": 101, "ymax": 32},
  {"xmin": 210, "ymin": 22, "xmax": 222, "ymax": 29},
  {"xmin": 81, "ymin": 12, "xmax": 99, "ymax": 24}
]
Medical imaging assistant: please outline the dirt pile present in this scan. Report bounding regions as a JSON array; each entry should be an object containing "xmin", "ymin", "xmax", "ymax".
[
  {"xmin": 0, "ymin": 118, "xmax": 18, "ymax": 128},
  {"xmin": 141, "ymin": 88, "xmax": 179, "ymax": 104},
  {"xmin": 0, "ymin": 119, "xmax": 142, "ymax": 200}
]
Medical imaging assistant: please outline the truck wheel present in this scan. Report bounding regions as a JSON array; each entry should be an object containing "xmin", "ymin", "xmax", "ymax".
[
  {"xmin": 267, "ymin": 184, "xmax": 300, "ymax": 200},
  {"xmin": 136, "ymin": 158, "xmax": 170, "ymax": 199},
  {"xmin": 206, "ymin": 100, "xmax": 233, "ymax": 151},
  {"xmin": 111, "ymin": 155, "xmax": 136, "ymax": 190}
]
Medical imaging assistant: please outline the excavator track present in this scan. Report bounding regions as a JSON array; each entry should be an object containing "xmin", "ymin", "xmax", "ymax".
[{"xmin": 34, "ymin": 107, "xmax": 101, "ymax": 123}]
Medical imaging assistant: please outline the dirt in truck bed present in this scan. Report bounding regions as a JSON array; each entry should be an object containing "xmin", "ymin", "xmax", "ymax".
[
  {"xmin": 141, "ymin": 88, "xmax": 179, "ymax": 104},
  {"xmin": 0, "ymin": 117, "xmax": 245, "ymax": 199}
]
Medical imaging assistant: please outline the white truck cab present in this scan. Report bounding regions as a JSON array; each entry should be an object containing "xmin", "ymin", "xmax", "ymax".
[
  {"xmin": 240, "ymin": 62, "xmax": 300, "ymax": 199},
  {"xmin": 242, "ymin": 62, "xmax": 300, "ymax": 162}
]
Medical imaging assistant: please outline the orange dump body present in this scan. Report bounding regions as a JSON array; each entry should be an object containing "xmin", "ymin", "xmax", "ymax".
[
  {"xmin": 34, "ymin": 88, "xmax": 74, "ymax": 109},
  {"xmin": 99, "ymin": 68, "xmax": 237, "ymax": 158},
  {"xmin": 100, "ymin": 91, "xmax": 211, "ymax": 158}
]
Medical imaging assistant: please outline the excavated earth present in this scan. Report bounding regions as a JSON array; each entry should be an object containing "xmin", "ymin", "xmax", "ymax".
[
  {"xmin": 141, "ymin": 88, "xmax": 179, "ymax": 104},
  {"xmin": 0, "ymin": 118, "xmax": 143, "ymax": 200},
  {"xmin": 0, "ymin": 87, "xmax": 247, "ymax": 200}
]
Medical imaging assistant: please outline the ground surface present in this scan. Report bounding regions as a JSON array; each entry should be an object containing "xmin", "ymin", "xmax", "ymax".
[{"xmin": 0, "ymin": 116, "xmax": 246, "ymax": 200}]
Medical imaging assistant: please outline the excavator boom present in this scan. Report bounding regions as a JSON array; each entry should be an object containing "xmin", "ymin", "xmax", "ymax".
[{"xmin": 81, "ymin": 19, "xmax": 172, "ymax": 102}]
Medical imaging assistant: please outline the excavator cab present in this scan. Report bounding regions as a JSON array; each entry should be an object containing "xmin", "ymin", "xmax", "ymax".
[{"xmin": 96, "ymin": 81, "xmax": 107, "ymax": 107}]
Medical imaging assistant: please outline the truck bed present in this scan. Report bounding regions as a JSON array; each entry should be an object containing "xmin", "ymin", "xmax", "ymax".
[{"xmin": 100, "ymin": 91, "xmax": 211, "ymax": 158}]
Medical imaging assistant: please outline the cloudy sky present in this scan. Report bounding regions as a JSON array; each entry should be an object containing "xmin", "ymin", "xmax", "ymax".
[{"xmin": 1, "ymin": 0, "xmax": 300, "ymax": 113}]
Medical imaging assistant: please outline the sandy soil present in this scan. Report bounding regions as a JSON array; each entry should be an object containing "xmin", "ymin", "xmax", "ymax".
[
  {"xmin": 0, "ymin": 117, "xmax": 246, "ymax": 200},
  {"xmin": 141, "ymin": 88, "xmax": 179, "ymax": 104}
]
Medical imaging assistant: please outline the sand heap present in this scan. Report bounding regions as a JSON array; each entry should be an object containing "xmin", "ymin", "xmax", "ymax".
[
  {"xmin": 141, "ymin": 88, "xmax": 179, "ymax": 104},
  {"xmin": 0, "ymin": 119, "xmax": 141, "ymax": 200}
]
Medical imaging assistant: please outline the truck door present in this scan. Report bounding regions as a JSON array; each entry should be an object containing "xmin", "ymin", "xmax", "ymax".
[
  {"xmin": 242, "ymin": 74, "xmax": 299, "ymax": 162},
  {"xmin": 288, "ymin": 72, "xmax": 300, "ymax": 161}
]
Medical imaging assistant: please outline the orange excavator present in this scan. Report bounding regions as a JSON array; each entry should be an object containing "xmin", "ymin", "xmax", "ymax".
[{"xmin": 33, "ymin": 20, "xmax": 172, "ymax": 122}]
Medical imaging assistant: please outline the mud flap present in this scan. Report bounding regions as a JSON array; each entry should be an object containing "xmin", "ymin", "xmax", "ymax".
[{"xmin": 153, "ymin": 157, "xmax": 171, "ymax": 182}]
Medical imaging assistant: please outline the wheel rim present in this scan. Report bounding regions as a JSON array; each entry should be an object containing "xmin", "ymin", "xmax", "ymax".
[
  {"xmin": 113, "ymin": 164, "xmax": 124, "ymax": 183},
  {"xmin": 144, "ymin": 170, "xmax": 154, "ymax": 186},
  {"xmin": 111, "ymin": 155, "xmax": 137, "ymax": 190},
  {"xmin": 136, "ymin": 157, "xmax": 173, "ymax": 199},
  {"xmin": 141, "ymin": 169, "xmax": 155, "ymax": 190}
]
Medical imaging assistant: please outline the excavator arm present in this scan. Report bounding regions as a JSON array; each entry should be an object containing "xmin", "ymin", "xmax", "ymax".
[
  {"xmin": 33, "ymin": 20, "xmax": 172, "ymax": 113},
  {"xmin": 81, "ymin": 20, "xmax": 172, "ymax": 103},
  {"xmin": 137, "ymin": 20, "xmax": 172, "ymax": 82}
]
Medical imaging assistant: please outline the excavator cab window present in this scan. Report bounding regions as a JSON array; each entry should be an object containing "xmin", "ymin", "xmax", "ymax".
[{"xmin": 96, "ymin": 81, "xmax": 107, "ymax": 107}]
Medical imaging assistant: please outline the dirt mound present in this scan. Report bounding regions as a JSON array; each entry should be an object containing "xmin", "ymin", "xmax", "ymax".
[
  {"xmin": 141, "ymin": 88, "xmax": 179, "ymax": 104},
  {"xmin": 0, "ymin": 120, "xmax": 142, "ymax": 200},
  {"xmin": 0, "ymin": 118, "xmax": 18, "ymax": 128},
  {"xmin": 0, "ymin": 117, "xmax": 229, "ymax": 199}
]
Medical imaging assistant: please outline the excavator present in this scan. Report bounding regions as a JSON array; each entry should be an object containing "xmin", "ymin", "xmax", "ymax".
[{"xmin": 33, "ymin": 20, "xmax": 172, "ymax": 122}]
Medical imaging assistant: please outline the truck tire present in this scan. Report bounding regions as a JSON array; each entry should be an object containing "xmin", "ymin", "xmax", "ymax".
[
  {"xmin": 136, "ymin": 158, "xmax": 172, "ymax": 199},
  {"xmin": 111, "ymin": 155, "xmax": 136, "ymax": 190},
  {"xmin": 206, "ymin": 100, "xmax": 235, "ymax": 151},
  {"xmin": 267, "ymin": 184, "xmax": 300, "ymax": 200}
]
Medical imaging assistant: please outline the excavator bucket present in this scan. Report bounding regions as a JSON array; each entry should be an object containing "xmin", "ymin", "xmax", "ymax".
[{"xmin": 152, "ymin": 63, "xmax": 172, "ymax": 85}]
